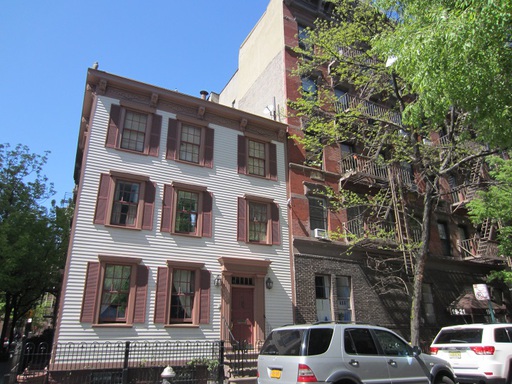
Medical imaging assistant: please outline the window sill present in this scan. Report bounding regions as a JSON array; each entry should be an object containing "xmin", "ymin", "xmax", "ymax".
[
  {"xmin": 92, "ymin": 323, "xmax": 134, "ymax": 328},
  {"xmin": 105, "ymin": 224, "xmax": 142, "ymax": 231},
  {"xmin": 164, "ymin": 324, "xmax": 200, "ymax": 328}
]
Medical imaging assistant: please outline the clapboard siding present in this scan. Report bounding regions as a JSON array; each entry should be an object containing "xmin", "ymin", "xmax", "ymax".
[{"xmin": 57, "ymin": 95, "xmax": 291, "ymax": 342}]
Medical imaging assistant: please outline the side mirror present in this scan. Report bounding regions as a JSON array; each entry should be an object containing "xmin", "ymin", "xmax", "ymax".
[{"xmin": 412, "ymin": 346, "xmax": 422, "ymax": 356}]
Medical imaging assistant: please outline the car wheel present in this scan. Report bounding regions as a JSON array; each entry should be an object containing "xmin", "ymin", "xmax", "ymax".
[{"xmin": 434, "ymin": 375, "xmax": 455, "ymax": 384}]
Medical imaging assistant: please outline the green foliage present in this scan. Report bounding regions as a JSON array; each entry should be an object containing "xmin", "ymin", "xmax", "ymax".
[
  {"xmin": 373, "ymin": 0, "xmax": 512, "ymax": 148},
  {"xmin": 468, "ymin": 155, "xmax": 512, "ymax": 258},
  {"xmin": 186, "ymin": 357, "xmax": 219, "ymax": 372},
  {"xmin": 0, "ymin": 143, "xmax": 72, "ymax": 340}
]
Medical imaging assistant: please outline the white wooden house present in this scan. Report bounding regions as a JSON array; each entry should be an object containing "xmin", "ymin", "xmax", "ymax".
[{"xmin": 54, "ymin": 69, "xmax": 292, "ymax": 346}]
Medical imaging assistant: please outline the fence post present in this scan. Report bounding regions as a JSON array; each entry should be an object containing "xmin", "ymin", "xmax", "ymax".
[
  {"xmin": 217, "ymin": 340, "xmax": 225, "ymax": 384},
  {"xmin": 122, "ymin": 341, "xmax": 130, "ymax": 384}
]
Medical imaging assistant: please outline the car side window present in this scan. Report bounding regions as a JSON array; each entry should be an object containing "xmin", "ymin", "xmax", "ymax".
[
  {"xmin": 344, "ymin": 328, "xmax": 378, "ymax": 355},
  {"xmin": 374, "ymin": 329, "xmax": 413, "ymax": 356},
  {"xmin": 495, "ymin": 327, "xmax": 512, "ymax": 342}
]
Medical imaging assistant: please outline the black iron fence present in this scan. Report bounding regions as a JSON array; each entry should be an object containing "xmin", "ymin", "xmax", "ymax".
[{"xmin": 7, "ymin": 339, "xmax": 262, "ymax": 384}]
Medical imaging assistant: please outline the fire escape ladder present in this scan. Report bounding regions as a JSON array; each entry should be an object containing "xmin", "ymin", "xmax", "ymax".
[
  {"xmin": 476, "ymin": 217, "xmax": 494, "ymax": 259},
  {"xmin": 465, "ymin": 157, "xmax": 484, "ymax": 201},
  {"xmin": 389, "ymin": 167, "xmax": 415, "ymax": 277}
]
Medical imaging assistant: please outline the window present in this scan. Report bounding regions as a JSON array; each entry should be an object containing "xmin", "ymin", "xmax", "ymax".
[
  {"xmin": 94, "ymin": 172, "xmax": 156, "ymax": 230},
  {"xmin": 237, "ymin": 195, "xmax": 280, "ymax": 245},
  {"xmin": 346, "ymin": 205, "xmax": 366, "ymax": 238},
  {"xmin": 422, "ymin": 284, "xmax": 436, "ymax": 324},
  {"xmin": 237, "ymin": 136, "xmax": 277, "ymax": 180},
  {"xmin": 335, "ymin": 89, "xmax": 348, "ymax": 113},
  {"xmin": 106, "ymin": 104, "xmax": 162, "ymax": 156},
  {"xmin": 316, "ymin": 275, "xmax": 331, "ymax": 322},
  {"xmin": 154, "ymin": 261, "xmax": 211, "ymax": 326},
  {"xmin": 308, "ymin": 196, "xmax": 328, "ymax": 232},
  {"xmin": 81, "ymin": 256, "xmax": 148, "ymax": 325},
  {"xmin": 437, "ymin": 221, "xmax": 451, "ymax": 256},
  {"xmin": 301, "ymin": 76, "xmax": 318, "ymax": 100},
  {"xmin": 374, "ymin": 329, "xmax": 413, "ymax": 356},
  {"xmin": 336, "ymin": 276, "xmax": 352, "ymax": 322},
  {"xmin": 166, "ymin": 118, "xmax": 214, "ymax": 167},
  {"xmin": 161, "ymin": 183, "xmax": 213, "ymax": 237},
  {"xmin": 298, "ymin": 24, "xmax": 311, "ymax": 52},
  {"xmin": 344, "ymin": 328, "xmax": 378, "ymax": 355}
]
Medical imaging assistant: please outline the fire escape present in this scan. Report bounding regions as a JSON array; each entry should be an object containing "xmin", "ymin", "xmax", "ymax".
[
  {"xmin": 337, "ymin": 96, "xmax": 418, "ymax": 277},
  {"xmin": 435, "ymin": 135, "xmax": 508, "ymax": 265}
]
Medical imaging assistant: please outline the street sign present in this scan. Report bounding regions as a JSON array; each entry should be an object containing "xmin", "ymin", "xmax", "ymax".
[{"xmin": 473, "ymin": 284, "xmax": 490, "ymax": 301}]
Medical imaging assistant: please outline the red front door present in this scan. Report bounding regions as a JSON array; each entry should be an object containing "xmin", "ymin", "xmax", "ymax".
[{"xmin": 231, "ymin": 287, "xmax": 254, "ymax": 346}]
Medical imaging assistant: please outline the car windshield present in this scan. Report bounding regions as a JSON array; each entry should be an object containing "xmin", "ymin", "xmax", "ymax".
[{"xmin": 434, "ymin": 328, "xmax": 483, "ymax": 344}]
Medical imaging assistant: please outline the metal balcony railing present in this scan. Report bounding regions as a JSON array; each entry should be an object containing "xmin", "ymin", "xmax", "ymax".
[
  {"xmin": 339, "ymin": 155, "xmax": 415, "ymax": 188},
  {"xmin": 334, "ymin": 94, "xmax": 402, "ymax": 126},
  {"xmin": 343, "ymin": 217, "xmax": 396, "ymax": 242}
]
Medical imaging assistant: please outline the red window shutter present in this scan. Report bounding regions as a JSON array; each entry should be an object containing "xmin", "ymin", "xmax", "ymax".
[
  {"xmin": 142, "ymin": 181, "xmax": 156, "ymax": 230},
  {"xmin": 202, "ymin": 191, "xmax": 213, "ymax": 237},
  {"xmin": 271, "ymin": 203, "xmax": 281, "ymax": 245},
  {"xmin": 94, "ymin": 174, "xmax": 111, "ymax": 224},
  {"xmin": 204, "ymin": 127, "xmax": 214, "ymax": 168},
  {"xmin": 154, "ymin": 267, "xmax": 169, "ymax": 324},
  {"xmin": 160, "ymin": 184, "xmax": 173, "ymax": 232},
  {"xmin": 237, "ymin": 136, "xmax": 247, "ymax": 174},
  {"xmin": 166, "ymin": 118, "xmax": 179, "ymax": 160},
  {"xmin": 106, "ymin": 104, "xmax": 121, "ymax": 148},
  {"xmin": 237, "ymin": 197, "xmax": 247, "ymax": 241},
  {"xmin": 199, "ymin": 269, "xmax": 211, "ymax": 324},
  {"xmin": 133, "ymin": 265, "xmax": 148, "ymax": 323},
  {"xmin": 149, "ymin": 114, "xmax": 162, "ymax": 157},
  {"xmin": 269, "ymin": 143, "xmax": 278, "ymax": 181},
  {"xmin": 81, "ymin": 262, "xmax": 100, "ymax": 323}
]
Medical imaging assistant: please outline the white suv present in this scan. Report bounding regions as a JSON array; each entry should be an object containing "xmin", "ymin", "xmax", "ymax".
[
  {"xmin": 258, "ymin": 323, "xmax": 457, "ymax": 384},
  {"xmin": 430, "ymin": 323, "xmax": 512, "ymax": 384}
]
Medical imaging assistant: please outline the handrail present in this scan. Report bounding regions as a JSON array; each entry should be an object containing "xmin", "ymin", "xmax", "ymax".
[{"xmin": 334, "ymin": 94, "xmax": 402, "ymax": 126}]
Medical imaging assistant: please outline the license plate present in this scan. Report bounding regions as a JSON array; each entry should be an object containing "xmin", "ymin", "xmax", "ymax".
[
  {"xmin": 449, "ymin": 351, "xmax": 461, "ymax": 359},
  {"xmin": 270, "ymin": 369, "xmax": 282, "ymax": 379}
]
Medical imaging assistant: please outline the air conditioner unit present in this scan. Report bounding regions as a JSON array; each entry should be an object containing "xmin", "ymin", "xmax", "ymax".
[{"xmin": 313, "ymin": 228, "xmax": 329, "ymax": 240}]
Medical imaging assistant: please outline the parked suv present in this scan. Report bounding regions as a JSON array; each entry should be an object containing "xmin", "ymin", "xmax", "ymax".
[
  {"xmin": 258, "ymin": 323, "xmax": 457, "ymax": 384},
  {"xmin": 431, "ymin": 323, "xmax": 512, "ymax": 384}
]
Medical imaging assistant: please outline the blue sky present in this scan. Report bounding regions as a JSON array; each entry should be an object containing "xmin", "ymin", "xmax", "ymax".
[{"xmin": 0, "ymin": 1, "xmax": 269, "ymax": 205}]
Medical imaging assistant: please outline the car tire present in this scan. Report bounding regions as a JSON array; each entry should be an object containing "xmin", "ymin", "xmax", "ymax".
[{"xmin": 434, "ymin": 375, "xmax": 455, "ymax": 384}]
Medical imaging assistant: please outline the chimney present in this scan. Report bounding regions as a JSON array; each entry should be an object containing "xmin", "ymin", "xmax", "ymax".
[{"xmin": 200, "ymin": 90, "xmax": 209, "ymax": 100}]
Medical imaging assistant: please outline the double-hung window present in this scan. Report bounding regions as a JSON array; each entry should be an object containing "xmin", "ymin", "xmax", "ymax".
[
  {"xmin": 308, "ymin": 196, "xmax": 328, "ymax": 232},
  {"xmin": 94, "ymin": 171, "xmax": 156, "ymax": 230},
  {"xmin": 81, "ymin": 256, "xmax": 148, "ymax": 326},
  {"xmin": 237, "ymin": 195, "xmax": 280, "ymax": 245},
  {"xmin": 237, "ymin": 136, "xmax": 278, "ymax": 180},
  {"xmin": 154, "ymin": 261, "xmax": 211, "ymax": 326},
  {"xmin": 437, "ymin": 221, "xmax": 452, "ymax": 256},
  {"xmin": 106, "ymin": 104, "xmax": 162, "ymax": 156},
  {"xmin": 167, "ymin": 117, "xmax": 214, "ymax": 167},
  {"xmin": 161, "ymin": 183, "xmax": 213, "ymax": 237}
]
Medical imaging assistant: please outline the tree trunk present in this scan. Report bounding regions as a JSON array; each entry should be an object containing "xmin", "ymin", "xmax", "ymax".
[{"xmin": 410, "ymin": 181, "xmax": 434, "ymax": 346}]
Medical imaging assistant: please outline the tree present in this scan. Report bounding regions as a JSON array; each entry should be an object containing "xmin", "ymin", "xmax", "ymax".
[
  {"xmin": 373, "ymin": 0, "xmax": 512, "ymax": 148},
  {"xmin": 0, "ymin": 144, "xmax": 70, "ymax": 347},
  {"xmin": 291, "ymin": 0, "xmax": 500, "ymax": 345},
  {"xmin": 468, "ymin": 155, "xmax": 512, "ymax": 278}
]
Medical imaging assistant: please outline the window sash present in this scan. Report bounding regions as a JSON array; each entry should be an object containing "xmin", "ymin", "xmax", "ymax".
[
  {"xmin": 248, "ymin": 140, "xmax": 266, "ymax": 177},
  {"xmin": 121, "ymin": 110, "xmax": 148, "ymax": 152},
  {"xmin": 248, "ymin": 202, "xmax": 268, "ymax": 242},
  {"xmin": 99, "ymin": 264, "xmax": 132, "ymax": 323},
  {"xmin": 170, "ymin": 269, "xmax": 196, "ymax": 323},
  {"xmin": 179, "ymin": 125, "xmax": 201, "ymax": 163},
  {"xmin": 111, "ymin": 181, "xmax": 140, "ymax": 226},
  {"xmin": 309, "ymin": 197, "xmax": 327, "ymax": 230},
  {"xmin": 175, "ymin": 190, "xmax": 199, "ymax": 234}
]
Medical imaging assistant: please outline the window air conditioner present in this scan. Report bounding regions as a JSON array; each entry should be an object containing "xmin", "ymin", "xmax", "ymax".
[{"xmin": 314, "ymin": 228, "xmax": 329, "ymax": 240}]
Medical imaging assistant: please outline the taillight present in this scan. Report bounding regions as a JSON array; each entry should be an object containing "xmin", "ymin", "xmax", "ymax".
[
  {"xmin": 430, "ymin": 347, "xmax": 439, "ymax": 355},
  {"xmin": 470, "ymin": 346, "xmax": 495, "ymax": 355},
  {"xmin": 297, "ymin": 363, "xmax": 318, "ymax": 382}
]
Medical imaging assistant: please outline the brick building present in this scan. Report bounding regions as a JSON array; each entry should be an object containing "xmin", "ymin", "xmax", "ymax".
[{"xmin": 218, "ymin": 0, "xmax": 511, "ymax": 343}]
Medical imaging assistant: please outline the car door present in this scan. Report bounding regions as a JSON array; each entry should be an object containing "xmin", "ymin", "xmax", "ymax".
[
  {"xmin": 372, "ymin": 329, "xmax": 429, "ymax": 384},
  {"xmin": 343, "ymin": 328, "xmax": 392, "ymax": 384}
]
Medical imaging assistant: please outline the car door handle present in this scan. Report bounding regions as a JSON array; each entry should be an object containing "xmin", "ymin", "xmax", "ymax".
[
  {"xmin": 349, "ymin": 359, "xmax": 359, "ymax": 367},
  {"xmin": 388, "ymin": 359, "xmax": 397, "ymax": 367}
]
